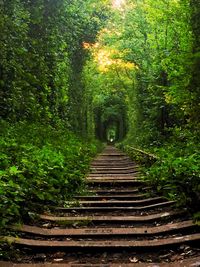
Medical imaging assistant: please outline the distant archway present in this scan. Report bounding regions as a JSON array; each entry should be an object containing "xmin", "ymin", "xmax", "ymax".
[{"xmin": 94, "ymin": 94, "xmax": 127, "ymax": 143}]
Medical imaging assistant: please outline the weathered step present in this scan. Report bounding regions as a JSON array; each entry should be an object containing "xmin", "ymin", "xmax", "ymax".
[
  {"xmin": 90, "ymin": 170, "xmax": 139, "ymax": 175},
  {"xmin": 92, "ymin": 161, "xmax": 133, "ymax": 165},
  {"xmin": 90, "ymin": 173, "xmax": 140, "ymax": 176},
  {"xmin": 3, "ymin": 233, "xmax": 200, "ymax": 249},
  {"xmin": 87, "ymin": 176, "xmax": 142, "ymax": 179},
  {"xmin": 92, "ymin": 159, "xmax": 135, "ymax": 162},
  {"xmin": 13, "ymin": 220, "xmax": 196, "ymax": 237},
  {"xmin": 92, "ymin": 158, "xmax": 133, "ymax": 162},
  {"xmin": 86, "ymin": 179, "xmax": 144, "ymax": 185},
  {"xmin": 67, "ymin": 197, "xmax": 168, "ymax": 207},
  {"xmin": 88, "ymin": 189, "xmax": 140, "ymax": 194},
  {"xmin": 91, "ymin": 164, "xmax": 136, "ymax": 168},
  {"xmin": 1, "ymin": 256, "xmax": 200, "ymax": 266},
  {"xmin": 91, "ymin": 165, "xmax": 139, "ymax": 170},
  {"xmin": 55, "ymin": 201, "xmax": 175, "ymax": 212},
  {"xmin": 90, "ymin": 169, "xmax": 139, "ymax": 173},
  {"xmin": 88, "ymin": 187, "xmax": 152, "ymax": 195},
  {"xmin": 88, "ymin": 174, "xmax": 140, "ymax": 178},
  {"xmin": 39, "ymin": 210, "xmax": 185, "ymax": 223},
  {"xmin": 95, "ymin": 157, "xmax": 130, "ymax": 161},
  {"xmin": 74, "ymin": 194, "xmax": 147, "ymax": 200},
  {"xmin": 97, "ymin": 153, "xmax": 125, "ymax": 156},
  {"xmin": 91, "ymin": 162, "xmax": 136, "ymax": 167}
]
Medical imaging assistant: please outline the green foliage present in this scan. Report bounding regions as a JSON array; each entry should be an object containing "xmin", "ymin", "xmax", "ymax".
[
  {"xmin": 0, "ymin": 0, "xmax": 109, "ymax": 135},
  {"xmin": 145, "ymin": 142, "xmax": 200, "ymax": 210},
  {"xmin": 103, "ymin": 0, "xmax": 200, "ymax": 210},
  {"xmin": 82, "ymin": 35, "xmax": 132, "ymax": 142},
  {"xmin": 0, "ymin": 0, "xmax": 107, "ymax": 234},
  {"xmin": 0, "ymin": 121, "xmax": 99, "ymax": 229},
  {"xmin": 118, "ymin": 0, "xmax": 194, "ymax": 146},
  {"xmin": 120, "ymin": 132, "xmax": 200, "ymax": 211},
  {"xmin": 193, "ymin": 212, "xmax": 200, "ymax": 225}
]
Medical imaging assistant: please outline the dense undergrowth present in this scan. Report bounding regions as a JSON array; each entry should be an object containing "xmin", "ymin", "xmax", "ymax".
[
  {"xmin": 0, "ymin": 121, "xmax": 100, "ymax": 230},
  {"xmin": 120, "ymin": 127, "xmax": 200, "ymax": 213}
]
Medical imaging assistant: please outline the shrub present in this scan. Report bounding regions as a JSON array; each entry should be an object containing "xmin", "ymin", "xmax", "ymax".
[{"xmin": 0, "ymin": 121, "xmax": 99, "ymax": 229}]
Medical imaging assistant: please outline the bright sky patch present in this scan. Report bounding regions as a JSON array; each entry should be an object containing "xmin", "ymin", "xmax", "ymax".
[{"xmin": 112, "ymin": 0, "xmax": 125, "ymax": 9}]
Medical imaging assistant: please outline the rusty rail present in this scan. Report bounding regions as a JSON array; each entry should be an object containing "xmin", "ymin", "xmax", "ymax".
[{"xmin": 126, "ymin": 146, "xmax": 159, "ymax": 160}]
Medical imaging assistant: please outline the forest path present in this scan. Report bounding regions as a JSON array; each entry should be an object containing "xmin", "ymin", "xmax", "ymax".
[{"xmin": 1, "ymin": 146, "xmax": 200, "ymax": 266}]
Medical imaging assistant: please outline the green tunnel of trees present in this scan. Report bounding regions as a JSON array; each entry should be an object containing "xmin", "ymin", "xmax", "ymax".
[
  {"xmin": 94, "ymin": 95, "xmax": 127, "ymax": 142},
  {"xmin": 0, "ymin": 0, "xmax": 200, "ymax": 232}
]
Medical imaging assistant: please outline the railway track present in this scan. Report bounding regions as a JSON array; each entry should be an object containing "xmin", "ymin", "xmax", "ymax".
[{"xmin": 1, "ymin": 146, "xmax": 200, "ymax": 266}]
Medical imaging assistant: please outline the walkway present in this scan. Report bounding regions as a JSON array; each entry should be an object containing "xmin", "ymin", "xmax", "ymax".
[{"xmin": 1, "ymin": 146, "xmax": 200, "ymax": 266}]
